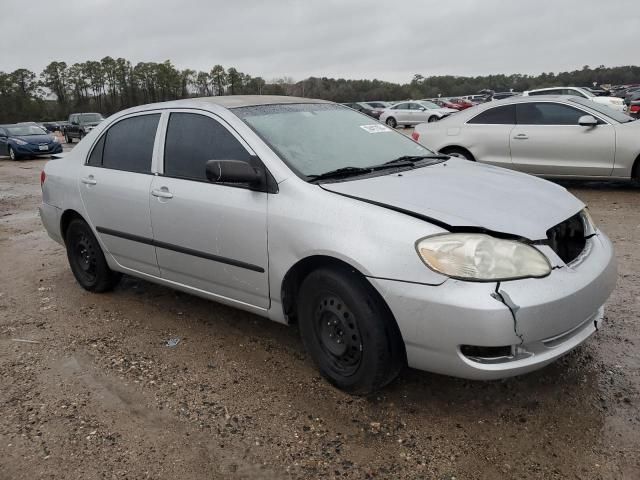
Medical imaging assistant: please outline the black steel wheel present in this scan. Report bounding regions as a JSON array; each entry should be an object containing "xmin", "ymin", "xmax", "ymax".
[
  {"xmin": 298, "ymin": 265, "xmax": 405, "ymax": 394},
  {"xmin": 65, "ymin": 218, "xmax": 121, "ymax": 292}
]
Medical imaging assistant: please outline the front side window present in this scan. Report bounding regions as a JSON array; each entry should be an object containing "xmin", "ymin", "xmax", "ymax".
[
  {"xmin": 516, "ymin": 102, "xmax": 585, "ymax": 125},
  {"xmin": 467, "ymin": 105, "xmax": 516, "ymax": 124},
  {"xmin": 164, "ymin": 113, "xmax": 251, "ymax": 181},
  {"xmin": 101, "ymin": 114, "xmax": 160, "ymax": 173},
  {"xmin": 393, "ymin": 103, "xmax": 410, "ymax": 110},
  {"xmin": 234, "ymin": 103, "xmax": 432, "ymax": 178}
]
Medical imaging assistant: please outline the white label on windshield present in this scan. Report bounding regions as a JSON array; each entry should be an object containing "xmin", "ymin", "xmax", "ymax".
[{"xmin": 360, "ymin": 124, "xmax": 391, "ymax": 133}]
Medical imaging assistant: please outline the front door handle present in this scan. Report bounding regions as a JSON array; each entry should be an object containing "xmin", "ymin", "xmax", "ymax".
[
  {"xmin": 513, "ymin": 133, "xmax": 529, "ymax": 140},
  {"xmin": 151, "ymin": 188, "xmax": 173, "ymax": 199},
  {"xmin": 81, "ymin": 175, "xmax": 97, "ymax": 185}
]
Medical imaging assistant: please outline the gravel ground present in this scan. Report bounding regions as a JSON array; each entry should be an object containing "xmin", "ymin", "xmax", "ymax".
[{"xmin": 0, "ymin": 141, "xmax": 638, "ymax": 479}]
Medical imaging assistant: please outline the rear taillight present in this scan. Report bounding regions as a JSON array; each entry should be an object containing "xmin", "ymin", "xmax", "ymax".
[
  {"xmin": 40, "ymin": 170, "xmax": 46, "ymax": 188},
  {"xmin": 630, "ymin": 105, "xmax": 640, "ymax": 113},
  {"xmin": 411, "ymin": 131, "xmax": 420, "ymax": 141}
]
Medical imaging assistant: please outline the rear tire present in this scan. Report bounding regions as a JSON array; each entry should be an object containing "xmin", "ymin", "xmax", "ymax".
[
  {"xmin": 385, "ymin": 117, "xmax": 397, "ymax": 128},
  {"xmin": 297, "ymin": 266, "xmax": 405, "ymax": 395},
  {"xmin": 65, "ymin": 132, "xmax": 73, "ymax": 144},
  {"xmin": 65, "ymin": 218, "xmax": 121, "ymax": 292}
]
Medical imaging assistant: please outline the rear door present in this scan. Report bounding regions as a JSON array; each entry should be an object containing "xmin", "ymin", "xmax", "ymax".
[
  {"xmin": 78, "ymin": 112, "xmax": 161, "ymax": 276},
  {"xmin": 461, "ymin": 104, "xmax": 516, "ymax": 168},
  {"xmin": 149, "ymin": 110, "xmax": 270, "ymax": 308},
  {"xmin": 391, "ymin": 103, "xmax": 411, "ymax": 123},
  {"xmin": 510, "ymin": 101, "xmax": 615, "ymax": 176}
]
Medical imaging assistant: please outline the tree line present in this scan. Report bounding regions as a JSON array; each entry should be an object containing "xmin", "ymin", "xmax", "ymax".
[{"xmin": 1, "ymin": 59, "xmax": 638, "ymax": 123}]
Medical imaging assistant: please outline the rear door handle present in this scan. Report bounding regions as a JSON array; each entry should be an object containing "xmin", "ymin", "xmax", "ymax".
[
  {"xmin": 513, "ymin": 133, "xmax": 529, "ymax": 140},
  {"xmin": 81, "ymin": 176, "xmax": 97, "ymax": 185},
  {"xmin": 151, "ymin": 188, "xmax": 173, "ymax": 199}
]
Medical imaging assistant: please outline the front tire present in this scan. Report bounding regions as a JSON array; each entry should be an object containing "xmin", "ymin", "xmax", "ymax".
[
  {"xmin": 385, "ymin": 117, "xmax": 397, "ymax": 128},
  {"xmin": 8, "ymin": 146, "xmax": 19, "ymax": 161},
  {"xmin": 428, "ymin": 115, "xmax": 438, "ymax": 123},
  {"xmin": 65, "ymin": 133, "xmax": 73, "ymax": 144},
  {"xmin": 298, "ymin": 266, "xmax": 405, "ymax": 395},
  {"xmin": 65, "ymin": 218, "xmax": 121, "ymax": 292}
]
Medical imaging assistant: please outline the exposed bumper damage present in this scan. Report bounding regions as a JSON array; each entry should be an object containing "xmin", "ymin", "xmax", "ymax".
[{"xmin": 368, "ymin": 232, "xmax": 617, "ymax": 380}]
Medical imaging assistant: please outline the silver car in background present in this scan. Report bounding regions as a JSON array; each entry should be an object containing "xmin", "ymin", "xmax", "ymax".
[
  {"xmin": 40, "ymin": 96, "xmax": 616, "ymax": 394},
  {"xmin": 414, "ymin": 95, "xmax": 640, "ymax": 180},
  {"xmin": 379, "ymin": 100, "xmax": 454, "ymax": 128}
]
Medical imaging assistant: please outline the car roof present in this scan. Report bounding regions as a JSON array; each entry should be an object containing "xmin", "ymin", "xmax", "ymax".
[{"xmin": 123, "ymin": 96, "xmax": 333, "ymax": 115}]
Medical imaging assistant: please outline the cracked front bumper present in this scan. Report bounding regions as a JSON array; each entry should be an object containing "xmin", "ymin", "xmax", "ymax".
[{"xmin": 368, "ymin": 232, "xmax": 617, "ymax": 380}]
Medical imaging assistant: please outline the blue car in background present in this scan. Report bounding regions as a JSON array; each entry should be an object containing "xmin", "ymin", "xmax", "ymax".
[{"xmin": 0, "ymin": 123, "xmax": 63, "ymax": 160}]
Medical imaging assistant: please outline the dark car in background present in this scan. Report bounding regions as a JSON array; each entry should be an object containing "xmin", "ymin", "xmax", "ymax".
[
  {"xmin": 0, "ymin": 123, "xmax": 63, "ymax": 160},
  {"xmin": 342, "ymin": 102, "xmax": 389, "ymax": 119},
  {"xmin": 63, "ymin": 112, "xmax": 105, "ymax": 143}
]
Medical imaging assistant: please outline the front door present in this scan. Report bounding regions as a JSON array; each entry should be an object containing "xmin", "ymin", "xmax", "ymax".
[
  {"xmin": 510, "ymin": 102, "xmax": 615, "ymax": 176},
  {"xmin": 78, "ymin": 112, "xmax": 161, "ymax": 276},
  {"xmin": 150, "ymin": 111, "xmax": 270, "ymax": 308}
]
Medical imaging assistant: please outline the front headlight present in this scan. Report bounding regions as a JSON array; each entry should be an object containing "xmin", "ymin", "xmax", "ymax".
[
  {"xmin": 12, "ymin": 138, "xmax": 28, "ymax": 146},
  {"xmin": 51, "ymin": 136, "xmax": 60, "ymax": 143},
  {"xmin": 416, "ymin": 233, "xmax": 551, "ymax": 281}
]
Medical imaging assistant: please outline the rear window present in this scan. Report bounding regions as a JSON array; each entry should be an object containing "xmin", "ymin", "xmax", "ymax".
[
  {"xmin": 467, "ymin": 105, "xmax": 516, "ymax": 124},
  {"xmin": 101, "ymin": 114, "xmax": 160, "ymax": 173}
]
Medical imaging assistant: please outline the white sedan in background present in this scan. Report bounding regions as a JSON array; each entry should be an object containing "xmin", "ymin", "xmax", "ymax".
[
  {"xmin": 523, "ymin": 87, "xmax": 625, "ymax": 112},
  {"xmin": 379, "ymin": 101, "xmax": 455, "ymax": 128},
  {"xmin": 413, "ymin": 95, "xmax": 639, "ymax": 180}
]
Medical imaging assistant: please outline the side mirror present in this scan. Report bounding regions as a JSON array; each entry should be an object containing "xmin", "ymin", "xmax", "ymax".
[
  {"xmin": 419, "ymin": 107, "xmax": 426, "ymax": 111},
  {"xmin": 206, "ymin": 160, "xmax": 263, "ymax": 186},
  {"xmin": 578, "ymin": 115, "xmax": 598, "ymax": 127}
]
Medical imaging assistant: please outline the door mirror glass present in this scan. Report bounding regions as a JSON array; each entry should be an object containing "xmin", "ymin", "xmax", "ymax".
[
  {"xmin": 206, "ymin": 160, "xmax": 263, "ymax": 186},
  {"xmin": 419, "ymin": 106, "xmax": 426, "ymax": 111},
  {"xmin": 578, "ymin": 115, "xmax": 598, "ymax": 127}
]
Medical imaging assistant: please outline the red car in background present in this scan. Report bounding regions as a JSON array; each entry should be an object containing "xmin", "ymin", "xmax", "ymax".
[
  {"xmin": 447, "ymin": 98, "xmax": 475, "ymax": 110},
  {"xmin": 432, "ymin": 98, "xmax": 461, "ymax": 110}
]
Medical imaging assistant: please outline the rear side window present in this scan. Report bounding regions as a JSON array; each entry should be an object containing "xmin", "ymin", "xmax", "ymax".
[
  {"xmin": 394, "ymin": 103, "xmax": 410, "ymax": 110},
  {"xmin": 101, "ymin": 114, "xmax": 160, "ymax": 173},
  {"xmin": 516, "ymin": 103, "xmax": 584, "ymax": 125},
  {"xmin": 468, "ymin": 105, "xmax": 515, "ymax": 124},
  {"xmin": 87, "ymin": 134, "xmax": 105, "ymax": 166},
  {"xmin": 164, "ymin": 113, "xmax": 251, "ymax": 181}
]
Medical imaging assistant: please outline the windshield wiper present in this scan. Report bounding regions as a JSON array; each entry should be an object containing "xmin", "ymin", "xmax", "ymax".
[
  {"xmin": 381, "ymin": 154, "xmax": 450, "ymax": 166},
  {"xmin": 307, "ymin": 166, "xmax": 373, "ymax": 183}
]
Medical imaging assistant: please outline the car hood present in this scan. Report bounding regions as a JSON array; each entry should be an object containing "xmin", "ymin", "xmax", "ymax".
[
  {"xmin": 320, "ymin": 158, "xmax": 585, "ymax": 240},
  {"xmin": 13, "ymin": 134, "xmax": 54, "ymax": 144}
]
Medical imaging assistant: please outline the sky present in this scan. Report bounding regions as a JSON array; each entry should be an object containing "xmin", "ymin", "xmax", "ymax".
[{"xmin": 2, "ymin": 0, "xmax": 639, "ymax": 83}]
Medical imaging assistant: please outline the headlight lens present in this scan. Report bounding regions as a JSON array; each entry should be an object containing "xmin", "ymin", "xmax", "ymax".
[
  {"xmin": 12, "ymin": 138, "xmax": 28, "ymax": 146},
  {"xmin": 51, "ymin": 136, "xmax": 59, "ymax": 143},
  {"xmin": 416, "ymin": 233, "xmax": 551, "ymax": 281}
]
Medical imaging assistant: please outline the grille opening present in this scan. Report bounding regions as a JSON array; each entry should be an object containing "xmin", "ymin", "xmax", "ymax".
[
  {"xmin": 546, "ymin": 213, "xmax": 586, "ymax": 264},
  {"xmin": 460, "ymin": 345, "xmax": 512, "ymax": 360}
]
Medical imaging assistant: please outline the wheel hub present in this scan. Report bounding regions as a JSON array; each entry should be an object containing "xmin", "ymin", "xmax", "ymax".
[{"xmin": 314, "ymin": 295, "xmax": 362, "ymax": 375}]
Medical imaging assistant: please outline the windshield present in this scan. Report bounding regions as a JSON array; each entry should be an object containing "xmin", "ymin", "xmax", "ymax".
[
  {"xmin": 7, "ymin": 125, "xmax": 47, "ymax": 136},
  {"xmin": 80, "ymin": 113, "xmax": 104, "ymax": 123},
  {"xmin": 569, "ymin": 97, "xmax": 635, "ymax": 123},
  {"xmin": 234, "ymin": 103, "xmax": 434, "ymax": 178},
  {"xmin": 418, "ymin": 101, "xmax": 440, "ymax": 109},
  {"xmin": 576, "ymin": 88, "xmax": 595, "ymax": 98}
]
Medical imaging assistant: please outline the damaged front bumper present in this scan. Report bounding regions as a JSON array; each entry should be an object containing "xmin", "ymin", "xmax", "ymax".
[{"xmin": 369, "ymin": 232, "xmax": 617, "ymax": 380}]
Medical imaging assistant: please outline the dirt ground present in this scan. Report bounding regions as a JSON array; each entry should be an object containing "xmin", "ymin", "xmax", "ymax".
[{"xmin": 0, "ymin": 143, "xmax": 638, "ymax": 479}]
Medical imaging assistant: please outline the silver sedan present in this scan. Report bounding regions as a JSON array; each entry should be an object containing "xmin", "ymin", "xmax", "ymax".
[
  {"xmin": 39, "ymin": 96, "xmax": 616, "ymax": 394},
  {"xmin": 413, "ymin": 95, "xmax": 639, "ymax": 180},
  {"xmin": 379, "ymin": 100, "xmax": 454, "ymax": 128}
]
